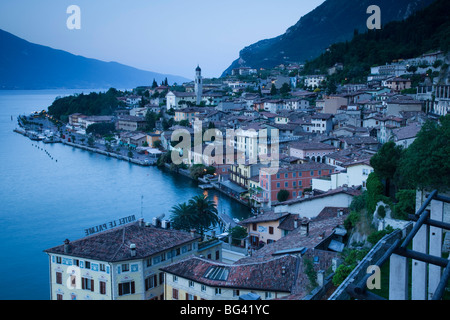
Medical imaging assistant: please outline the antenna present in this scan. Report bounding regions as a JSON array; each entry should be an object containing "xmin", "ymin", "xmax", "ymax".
[{"xmin": 140, "ymin": 195, "xmax": 144, "ymax": 219}]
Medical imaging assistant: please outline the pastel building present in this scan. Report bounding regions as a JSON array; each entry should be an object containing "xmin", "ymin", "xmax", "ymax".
[
  {"xmin": 259, "ymin": 162, "xmax": 336, "ymax": 207},
  {"xmin": 43, "ymin": 218, "xmax": 214, "ymax": 300},
  {"xmin": 160, "ymin": 255, "xmax": 299, "ymax": 300}
]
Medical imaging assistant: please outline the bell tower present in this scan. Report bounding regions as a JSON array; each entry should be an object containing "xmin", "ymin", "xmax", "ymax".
[{"xmin": 195, "ymin": 65, "xmax": 203, "ymax": 105}]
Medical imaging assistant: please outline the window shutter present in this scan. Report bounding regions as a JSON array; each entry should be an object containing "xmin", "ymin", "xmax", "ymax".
[
  {"xmin": 91, "ymin": 279, "xmax": 94, "ymax": 292},
  {"xmin": 154, "ymin": 274, "xmax": 158, "ymax": 287},
  {"xmin": 185, "ymin": 293, "xmax": 189, "ymax": 300},
  {"xmin": 131, "ymin": 281, "xmax": 135, "ymax": 294},
  {"xmin": 118, "ymin": 283, "xmax": 123, "ymax": 296},
  {"xmin": 81, "ymin": 278, "xmax": 85, "ymax": 290}
]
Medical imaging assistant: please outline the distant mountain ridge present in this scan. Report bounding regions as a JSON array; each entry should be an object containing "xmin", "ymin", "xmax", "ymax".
[
  {"xmin": 222, "ymin": 0, "xmax": 436, "ymax": 76},
  {"xmin": 0, "ymin": 29, "xmax": 190, "ymax": 90}
]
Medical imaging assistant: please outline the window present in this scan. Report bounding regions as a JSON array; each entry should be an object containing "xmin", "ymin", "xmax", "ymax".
[
  {"xmin": 173, "ymin": 275, "xmax": 178, "ymax": 283},
  {"xmin": 284, "ymin": 173, "xmax": 288, "ymax": 178},
  {"xmin": 161, "ymin": 253, "xmax": 166, "ymax": 262},
  {"xmin": 293, "ymin": 181, "xmax": 296, "ymax": 187},
  {"xmin": 189, "ymin": 280, "xmax": 194, "ymax": 288},
  {"xmin": 276, "ymin": 182, "xmax": 280, "ymax": 188},
  {"xmin": 293, "ymin": 172, "xmax": 296, "ymax": 178},
  {"xmin": 284, "ymin": 182, "xmax": 289, "ymax": 188},
  {"xmin": 73, "ymin": 259, "xmax": 79, "ymax": 267},
  {"xmin": 159, "ymin": 272, "xmax": 164, "ymax": 285},
  {"xmin": 99, "ymin": 263, "xmax": 106, "ymax": 272},
  {"xmin": 310, "ymin": 171, "xmax": 314, "ymax": 176},
  {"xmin": 186, "ymin": 293, "xmax": 196, "ymax": 300},
  {"xmin": 121, "ymin": 264, "xmax": 129, "ymax": 272},
  {"xmin": 172, "ymin": 288, "xmax": 179, "ymax": 300},
  {"xmin": 215, "ymin": 288, "xmax": 222, "ymax": 296},
  {"xmin": 265, "ymin": 292, "xmax": 273, "ymax": 299},
  {"xmin": 85, "ymin": 261, "xmax": 91, "ymax": 269},
  {"xmin": 298, "ymin": 180, "xmax": 302, "ymax": 186},
  {"xmin": 293, "ymin": 191, "xmax": 296, "ymax": 197},
  {"xmin": 100, "ymin": 281, "xmax": 106, "ymax": 295},
  {"xmin": 233, "ymin": 290, "xmax": 240, "ymax": 297},
  {"xmin": 215, "ymin": 250, "xmax": 220, "ymax": 260},
  {"xmin": 56, "ymin": 272, "xmax": 62, "ymax": 285},
  {"xmin": 201, "ymin": 285, "xmax": 206, "ymax": 292},
  {"xmin": 269, "ymin": 226, "xmax": 274, "ymax": 234},
  {"xmin": 57, "ymin": 294, "xmax": 63, "ymax": 300},
  {"xmin": 81, "ymin": 277, "xmax": 94, "ymax": 292},
  {"xmin": 145, "ymin": 275, "xmax": 158, "ymax": 291},
  {"xmin": 118, "ymin": 281, "xmax": 135, "ymax": 296},
  {"xmin": 252, "ymin": 223, "xmax": 257, "ymax": 231},
  {"xmin": 56, "ymin": 256, "xmax": 61, "ymax": 264}
]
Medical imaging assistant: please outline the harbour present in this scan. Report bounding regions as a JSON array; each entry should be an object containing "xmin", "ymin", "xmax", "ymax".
[{"xmin": 0, "ymin": 89, "xmax": 251, "ymax": 300}]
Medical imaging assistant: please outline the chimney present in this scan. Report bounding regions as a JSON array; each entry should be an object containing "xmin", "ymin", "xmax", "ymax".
[
  {"xmin": 299, "ymin": 219, "xmax": 310, "ymax": 236},
  {"xmin": 130, "ymin": 244, "xmax": 136, "ymax": 257},
  {"xmin": 190, "ymin": 229, "xmax": 196, "ymax": 238},
  {"xmin": 138, "ymin": 218, "xmax": 145, "ymax": 227},
  {"xmin": 64, "ymin": 239, "xmax": 71, "ymax": 254}
]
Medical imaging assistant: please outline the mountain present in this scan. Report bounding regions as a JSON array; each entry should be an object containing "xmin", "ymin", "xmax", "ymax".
[
  {"xmin": 301, "ymin": 0, "xmax": 450, "ymax": 83},
  {"xmin": 222, "ymin": 0, "xmax": 436, "ymax": 76},
  {"xmin": 0, "ymin": 29, "xmax": 190, "ymax": 90}
]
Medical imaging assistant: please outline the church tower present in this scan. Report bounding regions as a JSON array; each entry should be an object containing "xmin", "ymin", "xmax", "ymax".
[{"xmin": 195, "ymin": 65, "xmax": 203, "ymax": 105}]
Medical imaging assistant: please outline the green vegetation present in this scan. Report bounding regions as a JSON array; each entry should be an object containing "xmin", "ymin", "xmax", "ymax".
[
  {"xmin": 332, "ymin": 248, "xmax": 369, "ymax": 286},
  {"xmin": 48, "ymin": 88, "xmax": 125, "ymax": 120},
  {"xmin": 170, "ymin": 194, "xmax": 220, "ymax": 237},
  {"xmin": 301, "ymin": 0, "xmax": 450, "ymax": 84},
  {"xmin": 86, "ymin": 122, "xmax": 115, "ymax": 136},
  {"xmin": 277, "ymin": 189, "xmax": 290, "ymax": 202},
  {"xmin": 229, "ymin": 226, "xmax": 248, "ymax": 246}
]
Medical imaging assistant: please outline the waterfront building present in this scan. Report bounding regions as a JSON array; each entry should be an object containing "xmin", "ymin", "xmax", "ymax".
[
  {"xmin": 44, "ymin": 218, "xmax": 222, "ymax": 300},
  {"xmin": 259, "ymin": 162, "xmax": 336, "ymax": 207},
  {"xmin": 160, "ymin": 255, "xmax": 299, "ymax": 300},
  {"xmin": 116, "ymin": 115, "xmax": 147, "ymax": 132}
]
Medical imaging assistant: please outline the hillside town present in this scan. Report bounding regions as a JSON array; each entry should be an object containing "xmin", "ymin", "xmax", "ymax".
[{"xmin": 40, "ymin": 49, "xmax": 450, "ymax": 301}]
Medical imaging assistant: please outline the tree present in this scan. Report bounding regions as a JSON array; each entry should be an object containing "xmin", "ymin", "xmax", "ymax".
[
  {"xmin": 280, "ymin": 83, "xmax": 291, "ymax": 96},
  {"xmin": 87, "ymin": 136, "xmax": 95, "ymax": 147},
  {"xmin": 270, "ymin": 84, "xmax": 277, "ymax": 96},
  {"xmin": 229, "ymin": 226, "xmax": 248, "ymax": 246},
  {"xmin": 170, "ymin": 202, "xmax": 195, "ymax": 232},
  {"xmin": 399, "ymin": 115, "xmax": 450, "ymax": 192},
  {"xmin": 277, "ymin": 189, "xmax": 290, "ymax": 202},
  {"xmin": 392, "ymin": 189, "xmax": 416, "ymax": 220},
  {"xmin": 188, "ymin": 195, "xmax": 220, "ymax": 237},
  {"xmin": 152, "ymin": 79, "xmax": 158, "ymax": 88},
  {"xmin": 366, "ymin": 172, "xmax": 384, "ymax": 215},
  {"xmin": 370, "ymin": 141, "xmax": 403, "ymax": 196}
]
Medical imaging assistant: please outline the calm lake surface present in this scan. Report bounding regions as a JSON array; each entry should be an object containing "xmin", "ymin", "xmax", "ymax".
[{"xmin": 0, "ymin": 89, "xmax": 250, "ymax": 300}]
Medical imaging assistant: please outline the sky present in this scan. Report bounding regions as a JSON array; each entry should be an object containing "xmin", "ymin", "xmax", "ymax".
[{"xmin": 0, "ymin": 0, "xmax": 325, "ymax": 80}]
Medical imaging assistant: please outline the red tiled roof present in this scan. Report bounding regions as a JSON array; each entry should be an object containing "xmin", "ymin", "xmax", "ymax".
[
  {"xmin": 160, "ymin": 254, "xmax": 299, "ymax": 293},
  {"xmin": 44, "ymin": 221, "xmax": 200, "ymax": 262}
]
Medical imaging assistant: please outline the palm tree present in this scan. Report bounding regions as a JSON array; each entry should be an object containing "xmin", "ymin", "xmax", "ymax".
[
  {"xmin": 169, "ymin": 202, "xmax": 195, "ymax": 232},
  {"xmin": 188, "ymin": 194, "xmax": 220, "ymax": 238}
]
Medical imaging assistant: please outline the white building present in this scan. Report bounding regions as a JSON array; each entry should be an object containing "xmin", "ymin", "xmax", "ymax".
[
  {"xmin": 43, "ymin": 218, "xmax": 222, "ymax": 300},
  {"xmin": 304, "ymin": 75, "xmax": 326, "ymax": 89}
]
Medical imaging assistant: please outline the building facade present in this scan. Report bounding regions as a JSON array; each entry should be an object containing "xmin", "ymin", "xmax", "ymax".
[{"xmin": 44, "ymin": 218, "xmax": 209, "ymax": 300}]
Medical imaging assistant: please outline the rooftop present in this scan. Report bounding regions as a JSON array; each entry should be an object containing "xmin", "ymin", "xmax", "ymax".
[{"xmin": 44, "ymin": 220, "xmax": 200, "ymax": 262}]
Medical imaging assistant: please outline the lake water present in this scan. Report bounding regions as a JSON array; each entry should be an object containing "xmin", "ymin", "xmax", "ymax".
[{"xmin": 0, "ymin": 89, "xmax": 251, "ymax": 300}]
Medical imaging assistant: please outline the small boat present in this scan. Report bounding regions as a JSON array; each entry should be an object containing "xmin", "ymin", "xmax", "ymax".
[{"xmin": 199, "ymin": 184, "xmax": 213, "ymax": 190}]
